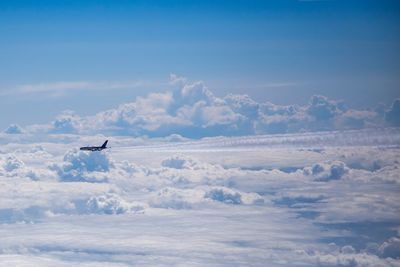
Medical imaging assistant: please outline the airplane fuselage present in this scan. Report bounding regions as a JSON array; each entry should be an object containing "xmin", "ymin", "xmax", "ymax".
[
  {"xmin": 80, "ymin": 140, "xmax": 108, "ymax": 152},
  {"xmin": 79, "ymin": 146, "xmax": 106, "ymax": 151}
]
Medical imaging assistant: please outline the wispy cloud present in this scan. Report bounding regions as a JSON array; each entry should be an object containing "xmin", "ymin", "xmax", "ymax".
[
  {"xmin": 0, "ymin": 80, "xmax": 163, "ymax": 96},
  {"xmin": 260, "ymin": 81, "xmax": 303, "ymax": 89}
]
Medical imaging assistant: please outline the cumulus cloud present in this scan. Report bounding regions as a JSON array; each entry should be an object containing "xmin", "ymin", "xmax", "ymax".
[
  {"xmin": 307, "ymin": 95, "xmax": 342, "ymax": 121},
  {"xmin": 149, "ymin": 187, "xmax": 205, "ymax": 209},
  {"xmin": 224, "ymin": 94, "xmax": 260, "ymax": 119},
  {"xmin": 0, "ymin": 123, "xmax": 399, "ymax": 266},
  {"xmin": 51, "ymin": 111, "xmax": 81, "ymax": 134},
  {"xmin": 161, "ymin": 155, "xmax": 205, "ymax": 170},
  {"xmin": 204, "ymin": 187, "xmax": 263, "ymax": 205},
  {"xmin": 51, "ymin": 149, "xmax": 113, "ymax": 182},
  {"xmin": 0, "ymin": 154, "xmax": 51, "ymax": 180},
  {"xmin": 149, "ymin": 186, "xmax": 263, "ymax": 209},
  {"xmin": 0, "ymin": 139, "xmax": 399, "ymax": 265},
  {"xmin": 86, "ymin": 193, "xmax": 146, "ymax": 215},
  {"xmin": 159, "ymin": 154, "xmax": 229, "ymax": 187},
  {"xmin": 15, "ymin": 75, "xmax": 396, "ymax": 138},
  {"xmin": 2, "ymin": 155, "xmax": 25, "ymax": 172},
  {"xmin": 379, "ymin": 237, "xmax": 400, "ymax": 259},
  {"xmin": 3, "ymin": 124, "xmax": 24, "ymax": 134},
  {"xmin": 204, "ymin": 188, "xmax": 242, "ymax": 204},
  {"xmin": 303, "ymin": 161, "xmax": 349, "ymax": 182},
  {"xmin": 310, "ymin": 250, "xmax": 394, "ymax": 267}
]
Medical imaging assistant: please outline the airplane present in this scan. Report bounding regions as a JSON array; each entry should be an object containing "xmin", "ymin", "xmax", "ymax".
[{"xmin": 80, "ymin": 140, "xmax": 109, "ymax": 151}]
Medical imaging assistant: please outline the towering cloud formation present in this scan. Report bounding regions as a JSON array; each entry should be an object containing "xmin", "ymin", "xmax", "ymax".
[{"xmin": 32, "ymin": 75, "xmax": 398, "ymax": 138}]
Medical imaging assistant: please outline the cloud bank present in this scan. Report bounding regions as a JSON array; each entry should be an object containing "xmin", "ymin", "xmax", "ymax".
[
  {"xmin": 7, "ymin": 75, "xmax": 398, "ymax": 138},
  {"xmin": 0, "ymin": 133, "xmax": 399, "ymax": 266},
  {"xmin": 1, "ymin": 75, "xmax": 399, "ymax": 266}
]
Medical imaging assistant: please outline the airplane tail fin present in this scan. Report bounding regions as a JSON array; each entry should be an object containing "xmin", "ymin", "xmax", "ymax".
[{"xmin": 101, "ymin": 140, "xmax": 108, "ymax": 148}]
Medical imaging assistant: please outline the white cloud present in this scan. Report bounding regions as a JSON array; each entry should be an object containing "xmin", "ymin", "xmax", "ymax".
[
  {"xmin": 307, "ymin": 95, "xmax": 343, "ymax": 121},
  {"xmin": 1, "ymin": 76, "xmax": 400, "ymax": 266},
  {"xmin": 1, "ymin": 80, "xmax": 158, "ymax": 96},
  {"xmin": 2, "ymin": 155, "xmax": 25, "ymax": 172},
  {"xmin": 204, "ymin": 187, "xmax": 263, "ymax": 205},
  {"xmin": 0, "ymin": 135, "xmax": 399, "ymax": 265},
  {"xmin": 3, "ymin": 124, "xmax": 24, "ymax": 134},
  {"xmin": 51, "ymin": 149, "xmax": 113, "ymax": 182},
  {"xmin": 51, "ymin": 111, "xmax": 81, "ymax": 134},
  {"xmin": 303, "ymin": 161, "xmax": 349, "ymax": 182},
  {"xmin": 161, "ymin": 154, "xmax": 200, "ymax": 170},
  {"xmin": 86, "ymin": 193, "xmax": 146, "ymax": 215},
  {"xmin": 24, "ymin": 75, "xmax": 395, "ymax": 138},
  {"xmin": 379, "ymin": 237, "xmax": 400, "ymax": 259}
]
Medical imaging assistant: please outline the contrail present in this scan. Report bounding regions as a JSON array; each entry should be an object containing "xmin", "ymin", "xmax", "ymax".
[{"xmin": 110, "ymin": 128, "xmax": 400, "ymax": 152}]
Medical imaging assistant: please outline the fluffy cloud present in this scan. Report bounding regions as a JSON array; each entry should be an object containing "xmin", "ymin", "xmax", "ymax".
[
  {"xmin": 204, "ymin": 188, "xmax": 242, "ymax": 204},
  {"xmin": 161, "ymin": 154, "xmax": 207, "ymax": 170},
  {"xmin": 0, "ymin": 154, "xmax": 52, "ymax": 181},
  {"xmin": 224, "ymin": 94, "xmax": 260, "ymax": 119},
  {"xmin": 149, "ymin": 186, "xmax": 263, "ymax": 209},
  {"xmin": 204, "ymin": 187, "xmax": 263, "ymax": 205},
  {"xmin": 307, "ymin": 95, "xmax": 343, "ymax": 121},
  {"xmin": 303, "ymin": 161, "xmax": 349, "ymax": 182},
  {"xmin": 2, "ymin": 155, "xmax": 25, "ymax": 172},
  {"xmin": 0, "ymin": 132, "xmax": 399, "ymax": 266},
  {"xmin": 28, "ymin": 75, "xmax": 398, "ymax": 138},
  {"xmin": 51, "ymin": 149, "xmax": 113, "ymax": 182},
  {"xmin": 86, "ymin": 193, "xmax": 146, "ymax": 215},
  {"xmin": 379, "ymin": 237, "xmax": 400, "ymax": 259},
  {"xmin": 51, "ymin": 111, "xmax": 81, "ymax": 134},
  {"xmin": 3, "ymin": 124, "xmax": 24, "ymax": 134},
  {"xmin": 149, "ymin": 187, "xmax": 205, "ymax": 209}
]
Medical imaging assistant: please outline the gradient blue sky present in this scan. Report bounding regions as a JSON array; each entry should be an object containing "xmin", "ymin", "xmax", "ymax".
[{"xmin": 1, "ymin": 0, "xmax": 399, "ymax": 129}]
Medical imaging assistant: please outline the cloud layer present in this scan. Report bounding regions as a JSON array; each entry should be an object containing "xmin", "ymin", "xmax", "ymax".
[
  {"xmin": 0, "ymin": 75, "xmax": 399, "ymax": 266},
  {"xmin": 0, "ymin": 131, "xmax": 399, "ymax": 266},
  {"xmin": 6, "ymin": 75, "xmax": 398, "ymax": 138}
]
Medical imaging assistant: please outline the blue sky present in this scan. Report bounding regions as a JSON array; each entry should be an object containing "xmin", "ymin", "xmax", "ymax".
[{"xmin": 0, "ymin": 0, "xmax": 399, "ymax": 129}]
